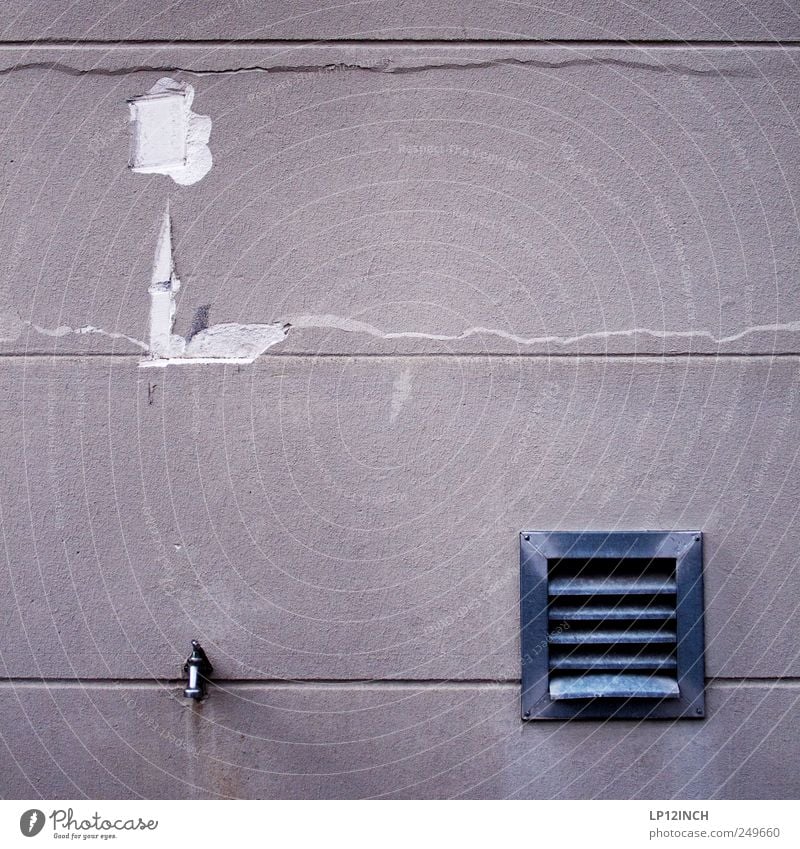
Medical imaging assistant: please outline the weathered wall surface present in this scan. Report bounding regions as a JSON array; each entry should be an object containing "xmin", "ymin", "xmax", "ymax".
[{"xmin": 1, "ymin": 2, "xmax": 799, "ymax": 798}]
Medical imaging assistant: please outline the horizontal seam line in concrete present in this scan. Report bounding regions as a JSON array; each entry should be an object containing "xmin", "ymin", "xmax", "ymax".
[
  {"xmin": 0, "ymin": 678, "xmax": 516, "ymax": 691},
  {"xmin": 3, "ymin": 352, "xmax": 800, "ymax": 361},
  {"xmin": 0, "ymin": 677, "xmax": 797, "ymax": 689},
  {"xmin": 3, "ymin": 39, "xmax": 800, "ymax": 49}
]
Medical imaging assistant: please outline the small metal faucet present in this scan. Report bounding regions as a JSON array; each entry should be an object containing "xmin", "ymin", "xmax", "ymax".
[{"xmin": 183, "ymin": 640, "xmax": 213, "ymax": 701}]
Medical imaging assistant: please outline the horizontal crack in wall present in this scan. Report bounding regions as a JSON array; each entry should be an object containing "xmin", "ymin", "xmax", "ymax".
[
  {"xmin": 285, "ymin": 314, "xmax": 800, "ymax": 348},
  {"xmin": 5, "ymin": 311, "xmax": 800, "ymax": 366},
  {"xmin": 0, "ymin": 56, "xmax": 756, "ymax": 78}
]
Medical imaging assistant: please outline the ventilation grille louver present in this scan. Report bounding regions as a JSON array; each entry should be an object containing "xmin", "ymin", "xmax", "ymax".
[
  {"xmin": 520, "ymin": 532, "xmax": 705, "ymax": 720},
  {"xmin": 547, "ymin": 557, "xmax": 679, "ymax": 700}
]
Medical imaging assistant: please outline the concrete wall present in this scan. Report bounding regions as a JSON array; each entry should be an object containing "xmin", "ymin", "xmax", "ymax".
[{"xmin": 1, "ymin": 2, "xmax": 799, "ymax": 798}]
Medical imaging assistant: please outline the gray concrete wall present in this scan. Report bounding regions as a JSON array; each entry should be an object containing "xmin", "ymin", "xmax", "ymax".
[{"xmin": 1, "ymin": 2, "xmax": 799, "ymax": 799}]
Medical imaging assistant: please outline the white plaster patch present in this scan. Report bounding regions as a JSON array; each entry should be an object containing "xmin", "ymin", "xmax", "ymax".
[
  {"xmin": 184, "ymin": 323, "xmax": 287, "ymax": 361},
  {"xmin": 128, "ymin": 78, "xmax": 212, "ymax": 185},
  {"xmin": 147, "ymin": 207, "xmax": 185, "ymax": 358},
  {"xmin": 141, "ymin": 207, "xmax": 287, "ymax": 367},
  {"xmin": 141, "ymin": 322, "xmax": 288, "ymax": 367}
]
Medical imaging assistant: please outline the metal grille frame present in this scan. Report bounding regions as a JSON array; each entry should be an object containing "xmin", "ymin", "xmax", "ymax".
[{"xmin": 520, "ymin": 531, "xmax": 705, "ymax": 721}]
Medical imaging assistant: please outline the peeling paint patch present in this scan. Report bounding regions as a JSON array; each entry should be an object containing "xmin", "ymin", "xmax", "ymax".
[{"xmin": 128, "ymin": 77, "xmax": 212, "ymax": 185}]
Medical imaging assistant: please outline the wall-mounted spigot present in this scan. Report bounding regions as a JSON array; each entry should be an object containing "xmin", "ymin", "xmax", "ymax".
[{"xmin": 183, "ymin": 640, "xmax": 213, "ymax": 701}]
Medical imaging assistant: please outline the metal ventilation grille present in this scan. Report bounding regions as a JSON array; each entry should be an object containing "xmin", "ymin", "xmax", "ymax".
[
  {"xmin": 520, "ymin": 532, "xmax": 705, "ymax": 720},
  {"xmin": 547, "ymin": 557, "xmax": 679, "ymax": 700}
]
